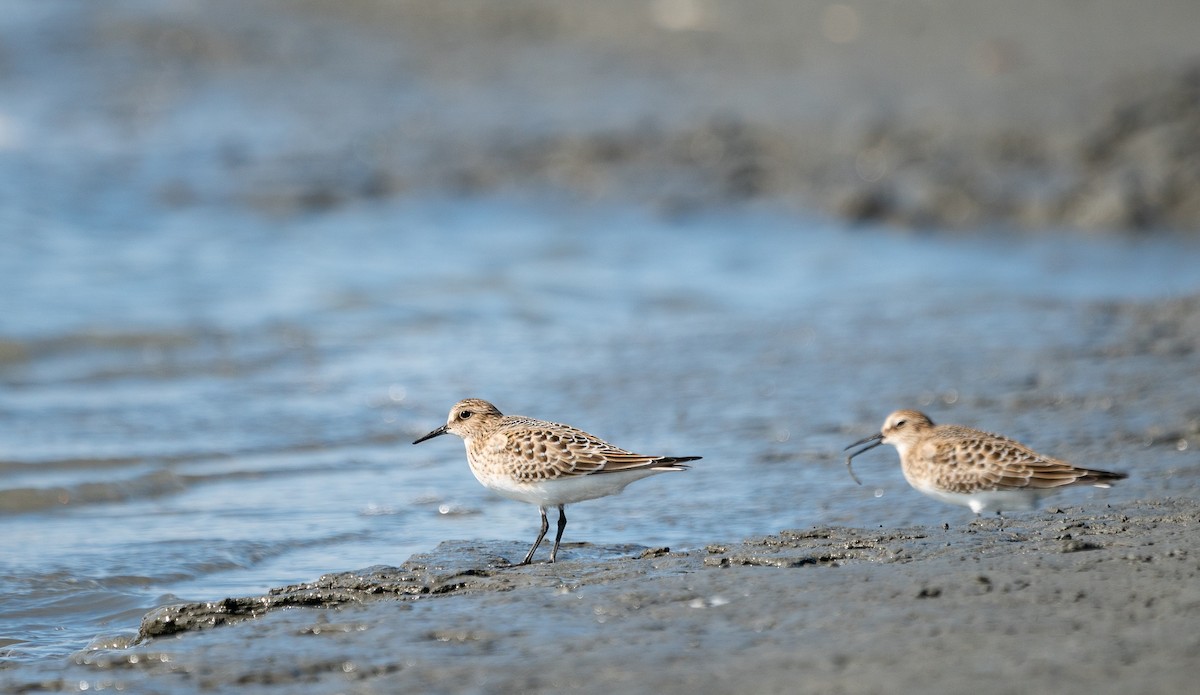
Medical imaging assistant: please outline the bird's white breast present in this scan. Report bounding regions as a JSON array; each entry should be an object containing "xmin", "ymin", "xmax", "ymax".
[{"xmin": 471, "ymin": 466, "xmax": 672, "ymax": 507}]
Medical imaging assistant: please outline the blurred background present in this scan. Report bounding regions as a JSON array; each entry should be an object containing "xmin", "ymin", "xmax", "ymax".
[{"xmin": 2, "ymin": 0, "xmax": 1199, "ymax": 670}]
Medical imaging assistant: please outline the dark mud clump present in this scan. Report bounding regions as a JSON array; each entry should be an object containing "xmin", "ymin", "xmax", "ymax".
[{"xmin": 138, "ymin": 542, "xmax": 546, "ymax": 638}]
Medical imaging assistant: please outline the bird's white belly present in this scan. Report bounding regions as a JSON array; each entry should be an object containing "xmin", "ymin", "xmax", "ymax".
[
  {"xmin": 472, "ymin": 468, "xmax": 671, "ymax": 507},
  {"xmin": 914, "ymin": 485, "xmax": 1044, "ymax": 515}
]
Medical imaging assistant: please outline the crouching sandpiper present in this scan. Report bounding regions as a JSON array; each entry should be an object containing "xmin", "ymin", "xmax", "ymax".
[
  {"xmin": 844, "ymin": 409, "xmax": 1127, "ymax": 515},
  {"xmin": 413, "ymin": 398, "xmax": 699, "ymax": 564}
]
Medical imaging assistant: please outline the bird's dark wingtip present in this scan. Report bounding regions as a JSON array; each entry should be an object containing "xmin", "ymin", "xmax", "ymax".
[{"xmin": 654, "ymin": 455, "xmax": 701, "ymax": 470}]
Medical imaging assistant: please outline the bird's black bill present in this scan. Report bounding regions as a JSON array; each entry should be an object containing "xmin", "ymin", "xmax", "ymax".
[
  {"xmin": 842, "ymin": 433, "xmax": 884, "ymax": 486},
  {"xmin": 412, "ymin": 425, "xmax": 448, "ymax": 445}
]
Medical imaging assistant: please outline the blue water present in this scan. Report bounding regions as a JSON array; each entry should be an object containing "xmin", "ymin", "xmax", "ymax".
[{"xmin": 3, "ymin": 196, "xmax": 1199, "ymax": 666}]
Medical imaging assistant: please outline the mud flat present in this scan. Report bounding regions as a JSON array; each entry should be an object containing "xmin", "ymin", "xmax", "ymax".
[
  {"xmin": 240, "ymin": 0, "xmax": 1200, "ymax": 230},
  {"xmin": 4, "ymin": 2, "xmax": 1200, "ymax": 692},
  {"xmin": 9, "ymin": 0, "xmax": 1200, "ymax": 231},
  {"xmin": 1, "ymin": 499, "xmax": 1185, "ymax": 693}
]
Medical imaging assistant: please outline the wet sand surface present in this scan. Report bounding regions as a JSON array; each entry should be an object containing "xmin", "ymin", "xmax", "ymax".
[
  {"xmin": 26, "ymin": 500, "xmax": 1200, "ymax": 694},
  {"xmin": 3, "ymin": 1, "xmax": 1200, "ymax": 693}
]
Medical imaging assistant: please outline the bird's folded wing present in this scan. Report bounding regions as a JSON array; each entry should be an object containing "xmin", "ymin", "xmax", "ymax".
[{"xmin": 937, "ymin": 439, "xmax": 1084, "ymax": 490}]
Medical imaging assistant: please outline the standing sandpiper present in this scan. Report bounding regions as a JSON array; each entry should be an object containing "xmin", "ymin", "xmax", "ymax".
[
  {"xmin": 413, "ymin": 398, "xmax": 699, "ymax": 565},
  {"xmin": 844, "ymin": 410, "xmax": 1127, "ymax": 515}
]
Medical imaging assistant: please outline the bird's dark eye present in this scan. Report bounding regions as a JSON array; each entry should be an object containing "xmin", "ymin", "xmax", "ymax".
[
  {"xmin": 458, "ymin": 410, "xmax": 473, "ymax": 420},
  {"xmin": 895, "ymin": 419, "xmax": 907, "ymax": 428}
]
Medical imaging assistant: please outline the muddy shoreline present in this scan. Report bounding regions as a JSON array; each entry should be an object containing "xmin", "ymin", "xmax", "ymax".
[
  {"xmin": 10, "ymin": 0, "xmax": 1200, "ymax": 231},
  {"xmin": 4, "ymin": 1, "xmax": 1200, "ymax": 692},
  {"xmin": 33, "ymin": 498, "xmax": 1191, "ymax": 693},
  {"xmin": 1, "ymin": 227, "xmax": 1196, "ymax": 693}
]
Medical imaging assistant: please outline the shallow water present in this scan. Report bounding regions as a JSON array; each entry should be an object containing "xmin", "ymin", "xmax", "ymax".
[{"xmin": 3, "ymin": 195, "xmax": 1199, "ymax": 668}]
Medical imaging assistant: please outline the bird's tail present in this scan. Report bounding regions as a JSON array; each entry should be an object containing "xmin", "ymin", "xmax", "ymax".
[
  {"xmin": 1082, "ymin": 468, "xmax": 1128, "ymax": 488},
  {"xmin": 653, "ymin": 456, "xmax": 701, "ymax": 470}
]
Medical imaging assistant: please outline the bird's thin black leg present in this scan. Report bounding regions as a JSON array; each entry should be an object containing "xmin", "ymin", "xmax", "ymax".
[
  {"xmin": 549, "ymin": 505, "xmax": 567, "ymax": 563},
  {"xmin": 520, "ymin": 506, "xmax": 550, "ymax": 566}
]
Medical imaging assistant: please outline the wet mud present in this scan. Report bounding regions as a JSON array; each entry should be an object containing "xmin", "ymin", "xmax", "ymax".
[
  {"xmin": 4, "ymin": 2, "xmax": 1200, "ymax": 693},
  {"xmin": 8, "ymin": 0, "xmax": 1200, "ymax": 231},
  {"xmin": 45, "ymin": 498, "xmax": 1196, "ymax": 693},
  {"xmin": 82, "ymin": 284, "xmax": 1200, "ymax": 692}
]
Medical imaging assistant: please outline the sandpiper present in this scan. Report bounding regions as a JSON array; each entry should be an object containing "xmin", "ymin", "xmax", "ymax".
[
  {"xmin": 844, "ymin": 410, "xmax": 1127, "ymax": 515},
  {"xmin": 413, "ymin": 398, "xmax": 699, "ymax": 564}
]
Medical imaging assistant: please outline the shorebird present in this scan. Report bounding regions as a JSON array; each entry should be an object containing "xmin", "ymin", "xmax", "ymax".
[
  {"xmin": 413, "ymin": 398, "xmax": 699, "ymax": 564},
  {"xmin": 844, "ymin": 410, "xmax": 1127, "ymax": 515}
]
